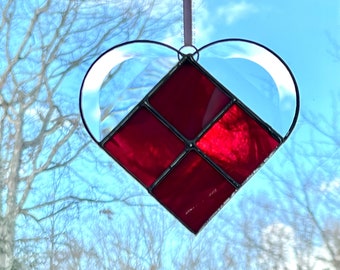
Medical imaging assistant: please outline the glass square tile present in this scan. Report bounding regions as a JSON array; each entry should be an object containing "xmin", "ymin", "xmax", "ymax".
[
  {"xmin": 104, "ymin": 107, "xmax": 185, "ymax": 187},
  {"xmin": 149, "ymin": 59, "xmax": 231, "ymax": 140},
  {"xmin": 196, "ymin": 104, "xmax": 280, "ymax": 184},
  {"xmin": 151, "ymin": 150, "xmax": 236, "ymax": 234}
]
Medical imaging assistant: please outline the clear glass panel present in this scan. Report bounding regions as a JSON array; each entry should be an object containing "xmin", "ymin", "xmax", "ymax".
[
  {"xmin": 197, "ymin": 40, "xmax": 298, "ymax": 136},
  {"xmin": 80, "ymin": 42, "xmax": 179, "ymax": 141}
]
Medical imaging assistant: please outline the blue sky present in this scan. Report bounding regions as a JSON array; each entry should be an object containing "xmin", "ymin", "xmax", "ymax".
[
  {"xmin": 6, "ymin": 0, "xmax": 340, "ymax": 268},
  {"xmin": 194, "ymin": 1, "xmax": 340, "ymax": 110}
]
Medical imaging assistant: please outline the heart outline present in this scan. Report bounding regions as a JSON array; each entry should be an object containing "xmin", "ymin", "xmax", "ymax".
[{"xmin": 80, "ymin": 39, "xmax": 299, "ymax": 233}]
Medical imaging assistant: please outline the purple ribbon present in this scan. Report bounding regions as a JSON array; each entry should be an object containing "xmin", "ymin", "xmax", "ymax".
[{"xmin": 183, "ymin": 0, "xmax": 192, "ymax": 46}]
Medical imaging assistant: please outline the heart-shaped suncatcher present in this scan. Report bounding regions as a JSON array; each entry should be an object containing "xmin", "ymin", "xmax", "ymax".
[{"xmin": 80, "ymin": 1, "xmax": 299, "ymax": 234}]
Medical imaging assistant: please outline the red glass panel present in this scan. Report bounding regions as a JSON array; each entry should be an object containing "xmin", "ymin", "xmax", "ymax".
[
  {"xmin": 151, "ymin": 151, "xmax": 236, "ymax": 234},
  {"xmin": 197, "ymin": 104, "xmax": 279, "ymax": 184},
  {"xmin": 104, "ymin": 107, "xmax": 185, "ymax": 187},
  {"xmin": 149, "ymin": 60, "xmax": 231, "ymax": 140}
]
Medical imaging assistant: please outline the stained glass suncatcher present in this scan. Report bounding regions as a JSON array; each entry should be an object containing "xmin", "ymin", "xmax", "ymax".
[
  {"xmin": 101, "ymin": 56, "xmax": 281, "ymax": 233},
  {"xmin": 80, "ymin": 39, "xmax": 299, "ymax": 234}
]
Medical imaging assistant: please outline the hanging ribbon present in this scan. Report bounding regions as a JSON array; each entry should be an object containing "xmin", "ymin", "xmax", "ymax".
[{"xmin": 183, "ymin": 0, "xmax": 193, "ymax": 46}]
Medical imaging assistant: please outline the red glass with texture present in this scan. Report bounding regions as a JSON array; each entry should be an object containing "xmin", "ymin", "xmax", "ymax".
[
  {"xmin": 149, "ymin": 60, "xmax": 231, "ymax": 140},
  {"xmin": 100, "ymin": 56, "xmax": 282, "ymax": 233},
  {"xmin": 197, "ymin": 104, "xmax": 279, "ymax": 184},
  {"xmin": 152, "ymin": 150, "xmax": 236, "ymax": 234},
  {"xmin": 104, "ymin": 107, "xmax": 185, "ymax": 187}
]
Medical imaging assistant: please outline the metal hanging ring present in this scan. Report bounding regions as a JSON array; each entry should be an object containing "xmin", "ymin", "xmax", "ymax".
[{"xmin": 178, "ymin": 44, "xmax": 199, "ymax": 61}]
